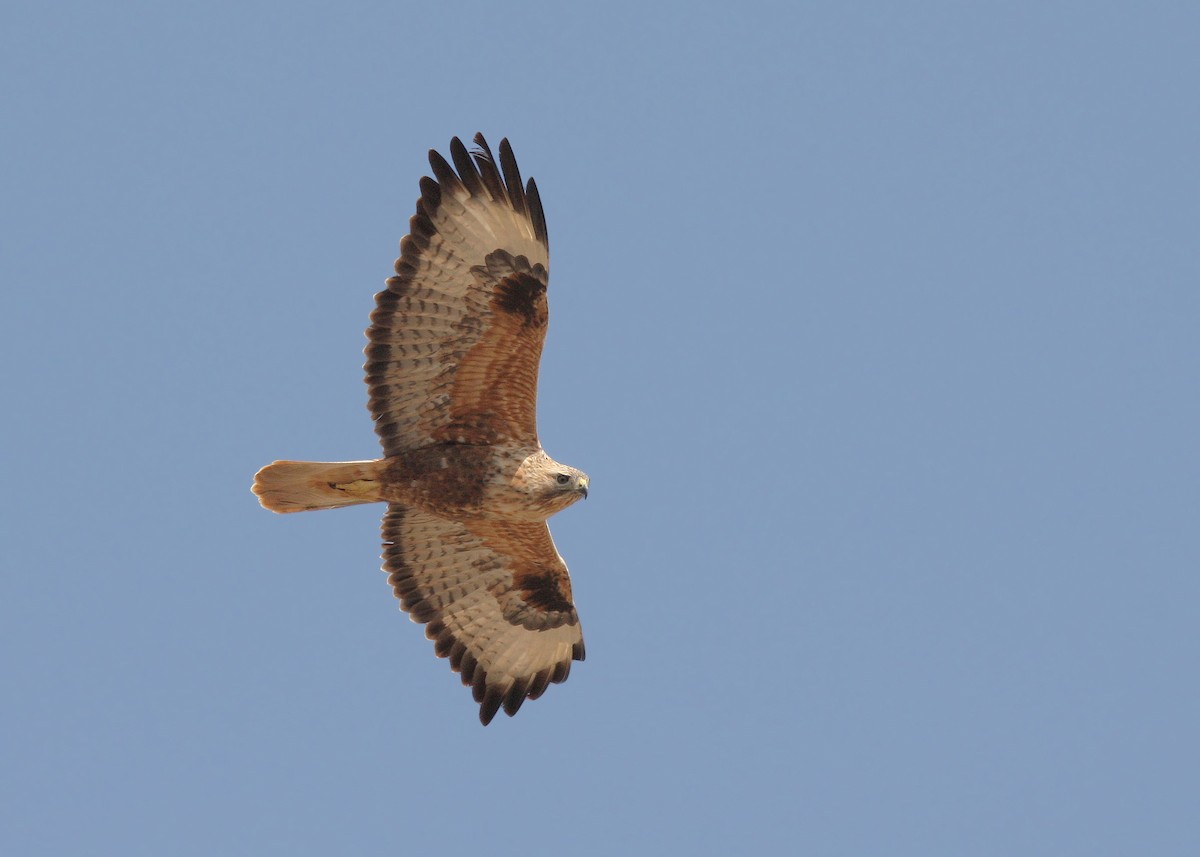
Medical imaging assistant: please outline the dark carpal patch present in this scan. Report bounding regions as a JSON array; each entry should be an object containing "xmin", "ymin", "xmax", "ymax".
[
  {"xmin": 493, "ymin": 271, "xmax": 548, "ymax": 327},
  {"xmin": 517, "ymin": 570, "xmax": 576, "ymax": 613}
]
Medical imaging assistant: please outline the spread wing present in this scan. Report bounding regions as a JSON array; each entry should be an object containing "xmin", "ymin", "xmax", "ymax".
[
  {"xmin": 382, "ymin": 504, "xmax": 585, "ymax": 724},
  {"xmin": 366, "ymin": 134, "xmax": 551, "ymax": 455}
]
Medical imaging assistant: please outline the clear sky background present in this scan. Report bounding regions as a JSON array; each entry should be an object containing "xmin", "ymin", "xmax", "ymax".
[{"xmin": 3, "ymin": 1, "xmax": 1198, "ymax": 854}]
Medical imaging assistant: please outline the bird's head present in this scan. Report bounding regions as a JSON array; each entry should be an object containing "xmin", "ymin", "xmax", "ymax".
[{"xmin": 515, "ymin": 452, "xmax": 589, "ymax": 518}]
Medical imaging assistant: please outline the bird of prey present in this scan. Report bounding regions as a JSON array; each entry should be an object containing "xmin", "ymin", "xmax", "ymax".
[{"xmin": 253, "ymin": 134, "xmax": 588, "ymax": 725}]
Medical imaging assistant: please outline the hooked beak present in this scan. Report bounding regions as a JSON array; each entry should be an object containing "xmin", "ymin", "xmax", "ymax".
[{"xmin": 578, "ymin": 476, "xmax": 589, "ymax": 499}]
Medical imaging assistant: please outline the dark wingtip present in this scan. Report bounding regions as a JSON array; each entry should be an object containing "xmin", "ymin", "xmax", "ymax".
[
  {"xmin": 427, "ymin": 149, "xmax": 458, "ymax": 193},
  {"xmin": 502, "ymin": 678, "xmax": 530, "ymax": 717},
  {"xmin": 498, "ymin": 137, "xmax": 527, "ymax": 220},
  {"xmin": 479, "ymin": 687, "xmax": 504, "ymax": 725},
  {"xmin": 424, "ymin": 133, "xmax": 547, "ymax": 249},
  {"xmin": 448, "ymin": 136, "xmax": 483, "ymax": 196},
  {"xmin": 469, "ymin": 133, "xmax": 505, "ymax": 202},
  {"xmin": 526, "ymin": 177, "xmax": 548, "ymax": 247}
]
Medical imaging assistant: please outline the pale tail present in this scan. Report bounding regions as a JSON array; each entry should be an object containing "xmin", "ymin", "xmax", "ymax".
[{"xmin": 252, "ymin": 460, "xmax": 385, "ymax": 513}]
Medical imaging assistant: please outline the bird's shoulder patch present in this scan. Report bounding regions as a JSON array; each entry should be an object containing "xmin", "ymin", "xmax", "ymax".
[{"xmin": 493, "ymin": 271, "xmax": 548, "ymax": 328}]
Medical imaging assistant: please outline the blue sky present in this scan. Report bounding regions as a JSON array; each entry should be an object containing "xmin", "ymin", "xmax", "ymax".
[{"xmin": 3, "ymin": 1, "xmax": 1198, "ymax": 854}]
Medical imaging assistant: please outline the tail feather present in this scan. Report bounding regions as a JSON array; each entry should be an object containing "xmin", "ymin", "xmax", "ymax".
[{"xmin": 253, "ymin": 460, "xmax": 385, "ymax": 513}]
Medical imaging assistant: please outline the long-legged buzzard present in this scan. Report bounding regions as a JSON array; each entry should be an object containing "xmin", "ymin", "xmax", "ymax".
[{"xmin": 253, "ymin": 135, "xmax": 588, "ymax": 725}]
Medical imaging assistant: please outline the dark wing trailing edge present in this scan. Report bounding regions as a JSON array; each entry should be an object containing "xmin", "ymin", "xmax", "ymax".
[
  {"xmin": 365, "ymin": 134, "xmax": 552, "ymax": 455},
  {"xmin": 382, "ymin": 505, "xmax": 585, "ymax": 725}
]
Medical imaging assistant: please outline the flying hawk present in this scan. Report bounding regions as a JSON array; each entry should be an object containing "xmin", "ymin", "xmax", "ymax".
[{"xmin": 253, "ymin": 134, "xmax": 588, "ymax": 725}]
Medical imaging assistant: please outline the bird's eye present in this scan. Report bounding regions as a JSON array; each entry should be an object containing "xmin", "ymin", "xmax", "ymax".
[{"xmin": 556, "ymin": 474, "xmax": 571, "ymax": 485}]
